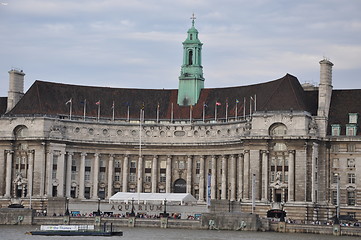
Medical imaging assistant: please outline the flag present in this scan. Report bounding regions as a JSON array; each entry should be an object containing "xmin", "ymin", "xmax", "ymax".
[
  {"xmin": 111, "ymin": 101, "xmax": 115, "ymax": 109},
  {"xmin": 216, "ymin": 101, "xmax": 221, "ymax": 106},
  {"xmin": 112, "ymin": 101, "xmax": 115, "ymax": 121},
  {"xmin": 141, "ymin": 102, "xmax": 145, "ymax": 110},
  {"xmin": 235, "ymin": 99, "xmax": 239, "ymax": 104},
  {"xmin": 65, "ymin": 99, "xmax": 72, "ymax": 105},
  {"xmin": 81, "ymin": 99, "xmax": 87, "ymax": 121},
  {"xmin": 96, "ymin": 100, "xmax": 100, "ymax": 105},
  {"xmin": 65, "ymin": 98, "xmax": 72, "ymax": 120},
  {"xmin": 204, "ymin": 103, "xmax": 208, "ymax": 107}
]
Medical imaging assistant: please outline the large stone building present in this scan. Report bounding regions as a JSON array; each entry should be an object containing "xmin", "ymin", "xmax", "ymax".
[{"xmin": 0, "ymin": 20, "xmax": 360, "ymax": 221}]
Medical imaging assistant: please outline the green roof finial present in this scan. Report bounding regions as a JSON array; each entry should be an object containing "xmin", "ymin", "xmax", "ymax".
[{"xmin": 191, "ymin": 13, "xmax": 196, "ymax": 27}]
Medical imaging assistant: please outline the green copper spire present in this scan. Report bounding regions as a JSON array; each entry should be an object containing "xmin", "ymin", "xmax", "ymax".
[{"xmin": 177, "ymin": 14, "xmax": 205, "ymax": 106}]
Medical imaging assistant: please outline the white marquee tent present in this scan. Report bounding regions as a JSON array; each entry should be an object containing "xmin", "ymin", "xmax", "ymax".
[{"xmin": 109, "ymin": 192, "xmax": 197, "ymax": 205}]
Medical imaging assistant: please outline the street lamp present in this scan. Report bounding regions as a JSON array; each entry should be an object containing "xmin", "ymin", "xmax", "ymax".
[
  {"xmin": 64, "ymin": 197, "xmax": 70, "ymax": 216},
  {"xmin": 130, "ymin": 198, "xmax": 135, "ymax": 216},
  {"xmin": 163, "ymin": 198, "xmax": 168, "ymax": 217},
  {"xmin": 96, "ymin": 198, "xmax": 101, "ymax": 216}
]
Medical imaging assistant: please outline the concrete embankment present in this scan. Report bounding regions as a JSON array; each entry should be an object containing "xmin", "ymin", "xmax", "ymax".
[{"xmin": 1, "ymin": 208, "xmax": 361, "ymax": 236}]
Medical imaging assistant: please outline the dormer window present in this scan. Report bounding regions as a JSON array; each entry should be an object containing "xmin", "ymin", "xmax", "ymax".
[
  {"xmin": 331, "ymin": 124, "xmax": 341, "ymax": 136},
  {"xmin": 349, "ymin": 113, "xmax": 358, "ymax": 124},
  {"xmin": 346, "ymin": 124, "xmax": 357, "ymax": 136}
]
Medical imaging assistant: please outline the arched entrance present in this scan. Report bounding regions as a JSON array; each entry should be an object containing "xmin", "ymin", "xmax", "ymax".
[{"xmin": 173, "ymin": 179, "xmax": 186, "ymax": 193}]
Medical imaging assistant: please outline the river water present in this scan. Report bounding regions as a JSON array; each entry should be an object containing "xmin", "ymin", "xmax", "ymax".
[{"xmin": 0, "ymin": 225, "xmax": 359, "ymax": 240}]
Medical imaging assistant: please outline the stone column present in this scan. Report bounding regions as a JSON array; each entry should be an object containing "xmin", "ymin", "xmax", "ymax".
[
  {"xmin": 92, "ymin": 153, "xmax": 100, "ymax": 199},
  {"xmin": 38, "ymin": 143, "xmax": 46, "ymax": 196},
  {"xmin": 261, "ymin": 150, "xmax": 269, "ymax": 201},
  {"xmin": 237, "ymin": 154, "xmax": 244, "ymax": 201},
  {"xmin": 57, "ymin": 151, "xmax": 66, "ymax": 197},
  {"xmin": 65, "ymin": 152, "xmax": 73, "ymax": 198},
  {"xmin": 199, "ymin": 155, "xmax": 205, "ymax": 201},
  {"xmin": 107, "ymin": 154, "xmax": 114, "ymax": 199},
  {"xmin": 211, "ymin": 155, "xmax": 216, "ymax": 199},
  {"xmin": 27, "ymin": 150, "xmax": 34, "ymax": 199},
  {"xmin": 312, "ymin": 143, "xmax": 318, "ymax": 203},
  {"xmin": 230, "ymin": 155, "xmax": 236, "ymax": 201},
  {"xmin": 122, "ymin": 155, "xmax": 129, "ymax": 192},
  {"xmin": 166, "ymin": 155, "xmax": 172, "ymax": 193},
  {"xmin": 186, "ymin": 155, "xmax": 193, "ymax": 194},
  {"xmin": 46, "ymin": 150, "xmax": 53, "ymax": 197},
  {"xmin": 288, "ymin": 150, "xmax": 295, "ymax": 202},
  {"xmin": 243, "ymin": 150, "xmax": 250, "ymax": 199},
  {"xmin": 78, "ymin": 153, "xmax": 86, "ymax": 199},
  {"xmin": 137, "ymin": 155, "xmax": 143, "ymax": 193},
  {"xmin": 5, "ymin": 150, "xmax": 13, "ymax": 197},
  {"xmin": 221, "ymin": 156, "xmax": 227, "ymax": 200},
  {"xmin": 152, "ymin": 155, "xmax": 158, "ymax": 193}
]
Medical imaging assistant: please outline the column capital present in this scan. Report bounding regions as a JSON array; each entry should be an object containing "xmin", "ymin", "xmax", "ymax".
[
  {"xmin": 5, "ymin": 150, "xmax": 14, "ymax": 154},
  {"xmin": 94, "ymin": 153, "xmax": 100, "ymax": 157},
  {"xmin": 153, "ymin": 155, "xmax": 158, "ymax": 159},
  {"xmin": 67, "ymin": 151, "xmax": 74, "ymax": 156},
  {"xmin": 261, "ymin": 150, "xmax": 269, "ymax": 154},
  {"xmin": 167, "ymin": 155, "xmax": 172, "ymax": 160},
  {"xmin": 288, "ymin": 150, "xmax": 295, "ymax": 154},
  {"xmin": 199, "ymin": 155, "xmax": 205, "ymax": 159},
  {"xmin": 187, "ymin": 155, "xmax": 193, "ymax": 159},
  {"xmin": 238, "ymin": 153, "xmax": 244, "ymax": 158},
  {"xmin": 80, "ymin": 152, "xmax": 87, "ymax": 157},
  {"xmin": 123, "ymin": 154, "xmax": 129, "ymax": 158},
  {"xmin": 244, "ymin": 150, "xmax": 250, "ymax": 154},
  {"xmin": 109, "ymin": 154, "xmax": 115, "ymax": 158}
]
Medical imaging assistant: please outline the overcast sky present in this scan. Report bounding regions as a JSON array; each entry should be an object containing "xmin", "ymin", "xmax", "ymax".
[{"xmin": 0, "ymin": 0, "xmax": 360, "ymax": 97}]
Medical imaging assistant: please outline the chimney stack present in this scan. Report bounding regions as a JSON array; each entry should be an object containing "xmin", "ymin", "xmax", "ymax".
[
  {"xmin": 6, "ymin": 68, "xmax": 25, "ymax": 113},
  {"xmin": 317, "ymin": 59, "xmax": 333, "ymax": 118}
]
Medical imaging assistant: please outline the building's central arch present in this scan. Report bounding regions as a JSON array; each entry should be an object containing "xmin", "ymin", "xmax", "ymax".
[{"xmin": 173, "ymin": 179, "xmax": 186, "ymax": 193}]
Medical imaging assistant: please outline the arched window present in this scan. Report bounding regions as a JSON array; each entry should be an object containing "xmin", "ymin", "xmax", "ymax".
[
  {"xmin": 13, "ymin": 125, "xmax": 28, "ymax": 139},
  {"xmin": 269, "ymin": 123, "xmax": 287, "ymax": 136},
  {"xmin": 188, "ymin": 50, "xmax": 193, "ymax": 65},
  {"xmin": 190, "ymin": 34, "xmax": 193, "ymax": 40}
]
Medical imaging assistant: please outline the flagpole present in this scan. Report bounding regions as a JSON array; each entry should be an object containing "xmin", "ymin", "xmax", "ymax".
[
  {"xmin": 254, "ymin": 94, "xmax": 257, "ymax": 112},
  {"xmin": 225, "ymin": 100, "xmax": 228, "ymax": 122},
  {"xmin": 83, "ymin": 99, "xmax": 86, "ymax": 121},
  {"xmin": 112, "ymin": 101, "xmax": 115, "ymax": 122},
  {"xmin": 70, "ymin": 99, "xmax": 72, "ymax": 120},
  {"xmin": 97, "ymin": 101, "xmax": 100, "ymax": 122},
  {"xmin": 235, "ymin": 100, "xmax": 238, "ymax": 120},
  {"xmin": 215, "ymin": 103, "xmax": 217, "ymax": 121},
  {"xmin": 249, "ymin": 97, "xmax": 252, "ymax": 117},
  {"xmin": 127, "ymin": 104, "xmax": 130, "ymax": 122},
  {"xmin": 190, "ymin": 105, "xmax": 192, "ymax": 123},
  {"xmin": 171, "ymin": 103, "xmax": 174, "ymax": 123},
  {"xmin": 243, "ymin": 97, "xmax": 246, "ymax": 119},
  {"xmin": 202, "ymin": 102, "xmax": 205, "ymax": 122},
  {"xmin": 156, "ymin": 103, "xmax": 159, "ymax": 123}
]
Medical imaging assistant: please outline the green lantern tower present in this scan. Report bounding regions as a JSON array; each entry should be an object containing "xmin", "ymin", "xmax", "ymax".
[{"xmin": 177, "ymin": 14, "xmax": 205, "ymax": 106}]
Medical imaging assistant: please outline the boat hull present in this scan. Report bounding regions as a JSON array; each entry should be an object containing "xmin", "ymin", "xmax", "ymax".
[{"xmin": 29, "ymin": 230, "xmax": 123, "ymax": 236}]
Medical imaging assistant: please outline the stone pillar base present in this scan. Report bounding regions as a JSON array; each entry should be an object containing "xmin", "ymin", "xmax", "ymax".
[
  {"xmin": 278, "ymin": 222, "xmax": 286, "ymax": 233},
  {"xmin": 160, "ymin": 217, "xmax": 168, "ymax": 228},
  {"xmin": 333, "ymin": 224, "xmax": 341, "ymax": 236},
  {"xmin": 128, "ymin": 217, "xmax": 135, "ymax": 227}
]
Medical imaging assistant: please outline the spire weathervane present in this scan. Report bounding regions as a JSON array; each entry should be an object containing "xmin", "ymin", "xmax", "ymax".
[{"xmin": 190, "ymin": 13, "xmax": 196, "ymax": 26}]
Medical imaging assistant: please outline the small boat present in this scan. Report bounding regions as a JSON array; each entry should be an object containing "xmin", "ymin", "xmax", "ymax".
[{"xmin": 27, "ymin": 224, "xmax": 123, "ymax": 236}]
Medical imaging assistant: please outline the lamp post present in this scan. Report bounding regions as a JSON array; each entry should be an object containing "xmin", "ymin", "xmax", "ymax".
[
  {"xmin": 96, "ymin": 198, "xmax": 101, "ymax": 216},
  {"xmin": 163, "ymin": 198, "xmax": 168, "ymax": 217},
  {"xmin": 130, "ymin": 198, "xmax": 135, "ymax": 216},
  {"xmin": 65, "ymin": 197, "xmax": 70, "ymax": 216}
]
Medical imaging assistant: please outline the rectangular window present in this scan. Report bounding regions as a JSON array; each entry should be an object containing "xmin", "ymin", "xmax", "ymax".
[
  {"xmin": 332, "ymin": 158, "xmax": 339, "ymax": 168},
  {"xmin": 160, "ymin": 173, "xmax": 166, "ymax": 183},
  {"xmin": 331, "ymin": 124, "xmax": 341, "ymax": 136},
  {"xmin": 130, "ymin": 161, "xmax": 136, "ymax": 168},
  {"xmin": 348, "ymin": 191, "xmax": 356, "ymax": 206},
  {"xmin": 114, "ymin": 172, "xmax": 120, "ymax": 181},
  {"xmin": 332, "ymin": 190, "xmax": 337, "ymax": 205},
  {"xmin": 129, "ymin": 173, "xmax": 136, "ymax": 182},
  {"xmin": 349, "ymin": 113, "xmax": 358, "ymax": 124},
  {"xmin": 347, "ymin": 158, "xmax": 355, "ymax": 168},
  {"xmin": 196, "ymin": 161, "xmax": 200, "ymax": 175},
  {"xmin": 85, "ymin": 171, "xmax": 91, "ymax": 181},
  {"xmin": 346, "ymin": 124, "xmax": 357, "ymax": 136},
  {"xmin": 145, "ymin": 160, "xmax": 152, "ymax": 169},
  {"xmin": 348, "ymin": 173, "xmax": 356, "ymax": 184},
  {"xmin": 145, "ymin": 175, "xmax": 152, "ymax": 183},
  {"xmin": 114, "ymin": 160, "xmax": 121, "ymax": 168},
  {"xmin": 347, "ymin": 144, "xmax": 356, "ymax": 152},
  {"xmin": 331, "ymin": 144, "xmax": 339, "ymax": 153}
]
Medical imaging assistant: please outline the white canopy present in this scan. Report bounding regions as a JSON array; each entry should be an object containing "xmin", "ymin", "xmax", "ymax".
[{"xmin": 109, "ymin": 192, "xmax": 197, "ymax": 205}]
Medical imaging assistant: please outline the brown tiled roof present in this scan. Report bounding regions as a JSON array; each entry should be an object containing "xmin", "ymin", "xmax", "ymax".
[
  {"xmin": 6, "ymin": 74, "xmax": 315, "ymax": 120},
  {"xmin": 0, "ymin": 97, "xmax": 7, "ymax": 115},
  {"xmin": 328, "ymin": 89, "xmax": 361, "ymax": 135}
]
